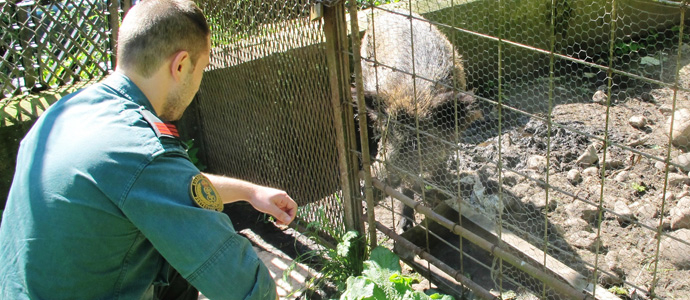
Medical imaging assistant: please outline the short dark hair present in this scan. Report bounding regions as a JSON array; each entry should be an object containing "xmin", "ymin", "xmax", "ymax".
[{"xmin": 116, "ymin": 0, "xmax": 210, "ymax": 77}]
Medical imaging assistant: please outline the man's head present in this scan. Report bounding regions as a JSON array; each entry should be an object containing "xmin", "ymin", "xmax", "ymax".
[
  {"xmin": 116, "ymin": 0, "xmax": 211, "ymax": 121},
  {"xmin": 116, "ymin": 0, "xmax": 210, "ymax": 78}
]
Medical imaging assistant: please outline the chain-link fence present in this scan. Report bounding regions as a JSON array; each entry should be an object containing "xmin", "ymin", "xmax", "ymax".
[
  {"xmin": 0, "ymin": 0, "xmax": 118, "ymax": 98},
  {"xmin": 349, "ymin": 0, "xmax": 690, "ymax": 299}
]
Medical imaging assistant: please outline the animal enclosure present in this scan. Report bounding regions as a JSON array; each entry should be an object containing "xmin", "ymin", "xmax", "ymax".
[
  {"xmin": 193, "ymin": 0, "xmax": 690, "ymax": 298},
  {"xmin": 3, "ymin": 0, "xmax": 690, "ymax": 299}
]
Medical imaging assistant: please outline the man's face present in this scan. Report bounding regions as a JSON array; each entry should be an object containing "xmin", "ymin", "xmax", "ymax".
[{"xmin": 164, "ymin": 37, "xmax": 211, "ymax": 121}]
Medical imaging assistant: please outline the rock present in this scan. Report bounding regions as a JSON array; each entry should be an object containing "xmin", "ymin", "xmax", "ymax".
[
  {"xmin": 603, "ymin": 160, "xmax": 625, "ymax": 170},
  {"xmin": 640, "ymin": 92, "xmax": 654, "ymax": 103},
  {"xmin": 665, "ymin": 108, "xmax": 690, "ymax": 150},
  {"xmin": 673, "ymin": 153, "xmax": 690, "ymax": 173},
  {"xmin": 599, "ymin": 272, "xmax": 624, "ymax": 286},
  {"xmin": 526, "ymin": 191, "xmax": 558, "ymax": 211},
  {"xmin": 655, "ymin": 161, "xmax": 667, "ymax": 171},
  {"xmin": 511, "ymin": 183, "xmax": 532, "ymax": 198},
  {"xmin": 567, "ymin": 169, "xmax": 582, "ymax": 185},
  {"xmin": 671, "ymin": 196, "xmax": 690, "ymax": 230},
  {"xmin": 565, "ymin": 201, "xmax": 599, "ymax": 224},
  {"xmin": 660, "ymin": 229, "xmax": 690, "ymax": 269},
  {"xmin": 501, "ymin": 171, "xmax": 520, "ymax": 187},
  {"xmin": 569, "ymin": 231, "xmax": 601, "ymax": 251},
  {"xmin": 668, "ymin": 173, "xmax": 690, "ymax": 187},
  {"xmin": 582, "ymin": 167, "xmax": 599, "ymax": 177},
  {"xmin": 678, "ymin": 191, "xmax": 689, "ymax": 199},
  {"xmin": 660, "ymin": 104, "xmax": 674, "ymax": 114},
  {"xmin": 564, "ymin": 218, "xmax": 591, "ymax": 231},
  {"xmin": 629, "ymin": 116, "xmax": 648, "ymax": 129},
  {"xmin": 614, "ymin": 171, "xmax": 629, "ymax": 182},
  {"xmin": 592, "ymin": 90, "xmax": 607, "ymax": 104},
  {"xmin": 527, "ymin": 155, "xmax": 547, "ymax": 172},
  {"xmin": 614, "ymin": 200, "xmax": 635, "ymax": 225},
  {"xmin": 576, "ymin": 145, "xmax": 599, "ymax": 167},
  {"xmin": 634, "ymin": 202, "xmax": 658, "ymax": 220},
  {"xmin": 627, "ymin": 135, "xmax": 649, "ymax": 147}
]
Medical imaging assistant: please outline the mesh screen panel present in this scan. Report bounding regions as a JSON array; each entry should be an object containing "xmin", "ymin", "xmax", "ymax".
[
  {"xmin": 350, "ymin": 0, "xmax": 690, "ymax": 299},
  {"xmin": 195, "ymin": 0, "xmax": 345, "ymax": 236}
]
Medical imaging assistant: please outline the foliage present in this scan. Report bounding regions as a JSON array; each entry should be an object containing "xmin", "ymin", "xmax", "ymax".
[
  {"xmin": 184, "ymin": 139, "xmax": 207, "ymax": 171},
  {"xmin": 285, "ymin": 218, "xmax": 365, "ymax": 296},
  {"xmin": 339, "ymin": 246, "xmax": 454, "ymax": 300}
]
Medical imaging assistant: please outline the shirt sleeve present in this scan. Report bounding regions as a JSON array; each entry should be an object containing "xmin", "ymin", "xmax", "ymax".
[{"xmin": 120, "ymin": 154, "xmax": 277, "ymax": 300}]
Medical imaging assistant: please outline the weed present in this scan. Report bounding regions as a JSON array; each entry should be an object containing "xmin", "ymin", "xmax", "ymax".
[{"xmin": 608, "ymin": 286, "xmax": 628, "ymax": 296}]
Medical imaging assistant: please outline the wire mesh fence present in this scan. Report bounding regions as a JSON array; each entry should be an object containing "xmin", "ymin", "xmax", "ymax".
[
  {"xmin": 350, "ymin": 0, "xmax": 690, "ymax": 299},
  {"xmin": 0, "ymin": 0, "xmax": 118, "ymax": 98},
  {"xmin": 194, "ymin": 0, "xmax": 348, "ymax": 239}
]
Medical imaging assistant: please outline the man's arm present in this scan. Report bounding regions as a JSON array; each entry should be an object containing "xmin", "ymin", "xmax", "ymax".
[{"xmin": 203, "ymin": 173, "xmax": 298, "ymax": 226}]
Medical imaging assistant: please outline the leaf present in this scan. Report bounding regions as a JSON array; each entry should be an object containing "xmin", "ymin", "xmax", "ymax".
[
  {"xmin": 337, "ymin": 231, "xmax": 359, "ymax": 257},
  {"xmin": 340, "ymin": 276, "xmax": 387, "ymax": 300},
  {"xmin": 369, "ymin": 246, "xmax": 401, "ymax": 273},
  {"xmin": 640, "ymin": 56, "xmax": 661, "ymax": 66},
  {"xmin": 390, "ymin": 273, "xmax": 415, "ymax": 295},
  {"xmin": 429, "ymin": 293, "xmax": 454, "ymax": 300}
]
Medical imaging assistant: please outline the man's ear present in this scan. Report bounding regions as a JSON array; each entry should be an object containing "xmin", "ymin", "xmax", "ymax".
[{"xmin": 170, "ymin": 50, "xmax": 190, "ymax": 82}]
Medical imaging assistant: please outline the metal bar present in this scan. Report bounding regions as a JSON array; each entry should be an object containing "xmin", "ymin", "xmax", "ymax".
[
  {"xmin": 370, "ymin": 176, "xmax": 597, "ymax": 300},
  {"xmin": 373, "ymin": 220, "xmax": 499, "ymax": 300}
]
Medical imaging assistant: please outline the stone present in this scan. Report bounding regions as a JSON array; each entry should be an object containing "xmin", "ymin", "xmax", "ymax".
[
  {"xmin": 634, "ymin": 203, "xmax": 658, "ymax": 220},
  {"xmin": 564, "ymin": 218, "xmax": 591, "ymax": 231},
  {"xmin": 665, "ymin": 108, "xmax": 690, "ymax": 150},
  {"xmin": 660, "ymin": 229, "xmax": 690, "ymax": 269},
  {"xmin": 603, "ymin": 160, "xmax": 625, "ymax": 170},
  {"xmin": 655, "ymin": 161, "xmax": 668, "ymax": 171},
  {"xmin": 527, "ymin": 155, "xmax": 548, "ymax": 172},
  {"xmin": 569, "ymin": 231, "xmax": 601, "ymax": 251},
  {"xmin": 629, "ymin": 116, "xmax": 648, "ymax": 129},
  {"xmin": 576, "ymin": 145, "xmax": 598, "ymax": 167},
  {"xmin": 671, "ymin": 196, "xmax": 690, "ymax": 230},
  {"xmin": 582, "ymin": 167, "xmax": 599, "ymax": 177},
  {"xmin": 592, "ymin": 90, "xmax": 607, "ymax": 104},
  {"xmin": 614, "ymin": 171, "xmax": 629, "ymax": 182},
  {"xmin": 526, "ymin": 191, "xmax": 558, "ymax": 211},
  {"xmin": 668, "ymin": 173, "xmax": 690, "ymax": 187},
  {"xmin": 567, "ymin": 169, "xmax": 582, "ymax": 185},
  {"xmin": 511, "ymin": 183, "xmax": 532, "ymax": 198},
  {"xmin": 673, "ymin": 153, "xmax": 690, "ymax": 173},
  {"xmin": 627, "ymin": 135, "xmax": 649, "ymax": 147},
  {"xmin": 613, "ymin": 200, "xmax": 635, "ymax": 225},
  {"xmin": 660, "ymin": 104, "xmax": 674, "ymax": 114},
  {"xmin": 565, "ymin": 201, "xmax": 599, "ymax": 224}
]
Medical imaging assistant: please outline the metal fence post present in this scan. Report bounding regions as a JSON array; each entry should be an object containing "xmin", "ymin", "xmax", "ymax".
[{"xmin": 323, "ymin": 2, "xmax": 365, "ymax": 236}]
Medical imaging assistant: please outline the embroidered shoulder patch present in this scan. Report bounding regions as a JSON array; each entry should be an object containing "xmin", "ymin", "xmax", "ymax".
[{"xmin": 189, "ymin": 174, "xmax": 223, "ymax": 212}]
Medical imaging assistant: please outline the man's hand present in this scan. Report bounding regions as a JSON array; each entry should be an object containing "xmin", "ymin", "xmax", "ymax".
[
  {"xmin": 249, "ymin": 186, "xmax": 297, "ymax": 226},
  {"xmin": 203, "ymin": 173, "xmax": 298, "ymax": 225}
]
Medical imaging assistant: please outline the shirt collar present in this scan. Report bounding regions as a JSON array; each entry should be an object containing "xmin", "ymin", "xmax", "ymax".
[{"xmin": 102, "ymin": 72, "xmax": 157, "ymax": 115}]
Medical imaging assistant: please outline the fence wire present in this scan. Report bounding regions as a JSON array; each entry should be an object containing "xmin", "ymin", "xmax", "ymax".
[
  {"xmin": 194, "ymin": 0, "xmax": 347, "ymax": 239},
  {"xmin": 0, "ymin": 0, "xmax": 116, "ymax": 98},
  {"xmin": 350, "ymin": 0, "xmax": 690, "ymax": 299}
]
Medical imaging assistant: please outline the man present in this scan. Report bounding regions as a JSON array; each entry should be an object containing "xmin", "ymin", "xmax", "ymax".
[{"xmin": 0, "ymin": 0, "xmax": 297, "ymax": 299}]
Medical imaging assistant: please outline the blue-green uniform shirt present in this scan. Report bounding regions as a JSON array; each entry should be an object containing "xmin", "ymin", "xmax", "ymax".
[{"xmin": 0, "ymin": 73, "xmax": 277, "ymax": 299}]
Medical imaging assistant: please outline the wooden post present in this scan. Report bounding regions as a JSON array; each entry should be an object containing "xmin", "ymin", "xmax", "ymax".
[{"xmin": 323, "ymin": 2, "xmax": 364, "ymax": 236}]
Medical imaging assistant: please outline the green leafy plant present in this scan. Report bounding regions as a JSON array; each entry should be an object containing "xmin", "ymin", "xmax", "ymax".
[
  {"xmin": 284, "ymin": 228, "xmax": 365, "ymax": 297},
  {"xmin": 184, "ymin": 139, "xmax": 207, "ymax": 171},
  {"xmin": 339, "ymin": 246, "xmax": 454, "ymax": 300},
  {"xmin": 631, "ymin": 182, "xmax": 646, "ymax": 193}
]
